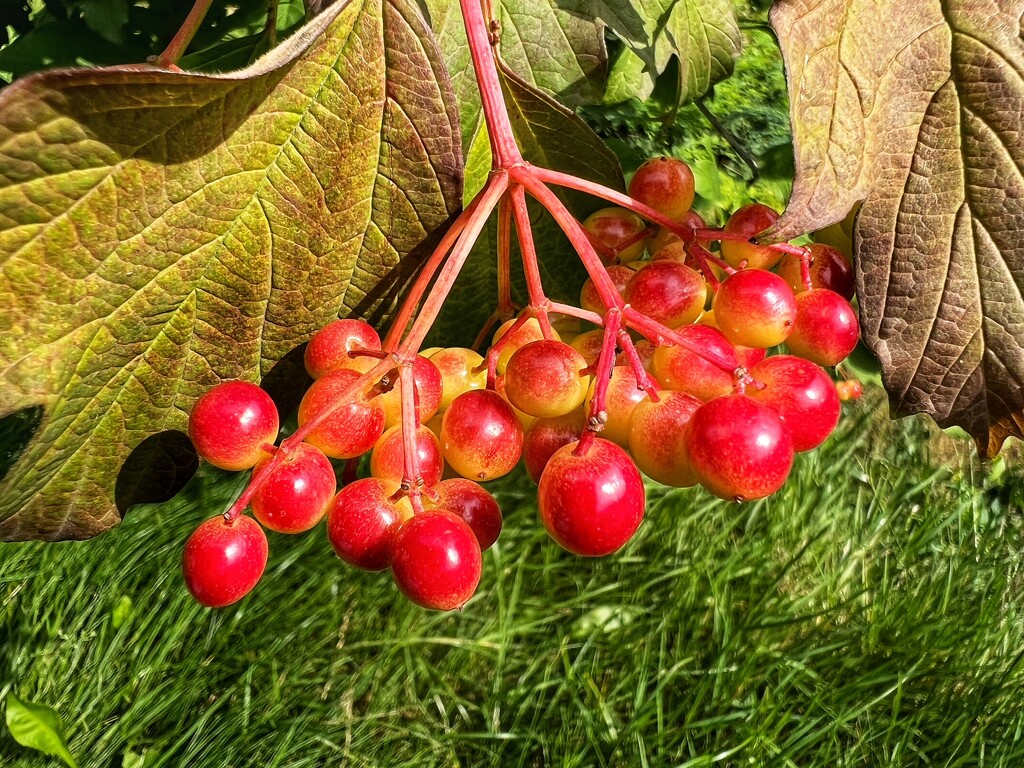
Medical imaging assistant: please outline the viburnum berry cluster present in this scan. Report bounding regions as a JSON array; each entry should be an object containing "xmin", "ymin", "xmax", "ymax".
[{"xmin": 180, "ymin": 0, "xmax": 864, "ymax": 612}]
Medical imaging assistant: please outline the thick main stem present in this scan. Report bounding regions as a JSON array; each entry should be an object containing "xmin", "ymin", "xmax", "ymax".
[{"xmin": 460, "ymin": 0, "xmax": 523, "ymax": 168}]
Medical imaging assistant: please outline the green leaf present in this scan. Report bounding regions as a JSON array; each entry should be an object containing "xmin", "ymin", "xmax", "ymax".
[
  {"xmin": 5, "ymin": 693, "xmax": 78, "ymax": 768},
  {"xmin": 430, "ymin": 66, "xmax": 624, "ymax": 346},
  {"xmin": 79, "ymin": 0, "xmax": 130, "ymax": 45},
  {"xmin": 570, "ymin": 0, "xmax": 741, "ymax": 105},
  {"xmin": 770, "ymin": 0, "xmax": 1024, "ymax": 455},
  {"xmin": 0, "ymin": 0, "xmax": 462, "ymax": 540}
]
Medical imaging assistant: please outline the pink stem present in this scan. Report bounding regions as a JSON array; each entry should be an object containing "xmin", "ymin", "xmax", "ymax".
[
  {"xmin": 616, "ymin": 329, "xmax": 660, "ymax": 401},
  {"xmin": 531, "ymin": 166, "xmax": 692, "ymax": 242},
  {"xmin": 155, "ymin": 0, "xmax": 213, "ymax": 67},
  {"xmin": 623, "ymin": 307, "xmax": 737, "ymax": 374},
  {"xmin": 575, "ymin": 309, "xmax": 622, "ymax": 456},
  {"xmin": 510, "ymin": 185, "xmax": 554, "ymax": 338},
  {"xmin": 548, "ymin": 301, "xmax": 604, "ymax": 326},
  {"xmin": 397, "ymin": 174, "xmax": 509, "ymax": 356},
  {"xmin": 459, "ymin": 0, "xmax": 523, "ymax": 168},
  {"xmin": 496, "ymin": 195, "xmax": 515, "ymax": 317},
  {"xmin": 382, "ymin": 196, "xmax": 479, "ymax": 351},
  {"xmin": 399, "ymin": 362, "xmax": 427, "ymax": 514}
]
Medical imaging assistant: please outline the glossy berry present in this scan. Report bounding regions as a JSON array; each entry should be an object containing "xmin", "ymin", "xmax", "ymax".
[
  {"xmin": 747, "ymin": 355, "xmax": 841, "ymax": 452},
  {"xmin": 628, "ymin": 390, "xmax": 702, "ymax": 487},
  {"xmin": 503, "ymin": 340, "xmax": 590, "ymax": 419},
  {"xmin": 491, "ymin": 317, "xmax": 556, "ymax": 373},
  {"xmin": 297, "ymin": 369, "xmax": 386, "ymax": 459},
  {"xmin": 685, "ymin": 394, "xmax": 794, "ymax": 501},
  {"xmin": 188, "ymin": 381, "xmax": 279, "ymax": 471},
  {"xmin": 370, "ymin": 424, "xmax": 443, "ymax": 487},
  {"xmin": 250, "ymin": 443, "xmax": 337, "ymax": 533},
  {"xmin": 623, "ymin": 261, "xmax": 706, "ymax": 329},
  {"xmin": 522, "ymin": 409, "xmax": 585, "ymax": 483},
  {"xmin": 785, "ymin": 289, "xmax": 860, "ymax": 366},
  {"xmin": 304, "ymin": 319, "xmax": 382, "ymax": 378},
  {"xmin": 775, "ymin": 243, "xmax": 855, "ymax": 300},
  {"xmin": 650, "ymin": 325, "xmax": 739, "ymax": 401},
  {"xmin": 628, "ymin": 157, "xmax": 696, "ymax": 223},
  {"xmin": 570, "ymin": 328, "xmax": 606, "ymax": 367},
  {"xmin": 390, "ymin": 510, "xmax": 483, "ymax": 610},
  {"xmin": 431, "ymin": 478, "xmax": 503, "ymax": 550},
  {"xmin": 582, "ymin": 207, "xmax": 649, "ymax": 263},
  {"xmin": 583, "ymin": 365, "xmax": 649, "ymax": 446},
  {"xmin": 326, "ymin": 478, "xmax": 410, "ymax": 571},
  {"xmin": 428, "ymin": 347, "xmax": 486, "ymax": 410},
  {"xmin": 713, "ymin": 269, "xmax": 797, "ymax": 349},
  {"xmin": 182, "ymin": 515, "xmax": 268, "ymax": 608},
  {"xmin": 441, "ymin": 390, "xmax": 524, "ymax": 480},
  {"xmin": 538, "ymin": 438, "xmax": 645, "ymax": 557},
  {"xmin": 720, "ymin": 203, "xmax": 782, "ymax": 270}
]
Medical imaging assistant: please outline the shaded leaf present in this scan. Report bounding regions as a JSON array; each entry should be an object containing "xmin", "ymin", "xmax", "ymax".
[
  {"xmin": 5, "ymin": 693, "xmax": 78, "ymax": 768},
  {"xmin": 0, "ymin": 0, "xmax": 462, "ymax": 540},
  {"xmin": 771, "ymin": 0, "xmax": 1024, "ymax": 455}
]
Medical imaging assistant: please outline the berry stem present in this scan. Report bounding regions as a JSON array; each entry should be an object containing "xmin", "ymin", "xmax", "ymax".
[
  {"xmin": 155, "ymin": 0, "xmax": 214, "ymax": 67},
  {"xmin": 530, "ymin": 166, "xmax": 693, "ymax": 242},
  {"xmin": 399, "ymin": 361, "xmax": 426, "ymax": 514},
  {"xmin": 496, "ymin": 194, "xmax": 515, "ymax": 319},
  {"xmin": 382, "ymin": 194, "xmax": 480, "ymax": 351},
  {"xmin": 623, "ymin": 307, "xmax": 737, "ymax": 374},
  {"xmin": 548, "ymin": 301, "xmax": 604, "ymax": 326},
  {"xmin": 398, "ymin": 173, "xmax": 509, "ymax": 356},
  {"xmin": 510, "ymin": 185, "xmax": 555, "ymax": 337},
  {"xmin": 615, "ymin": 329, "xmax": 660, "ymax": 401}
]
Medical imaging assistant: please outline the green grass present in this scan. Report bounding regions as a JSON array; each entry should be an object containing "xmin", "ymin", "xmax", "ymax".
[{"xmin": 3, "ymin": 396, "xmax": 1024, "ymax": 767}]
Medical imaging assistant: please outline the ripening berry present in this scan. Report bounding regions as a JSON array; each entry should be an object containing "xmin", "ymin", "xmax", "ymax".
[
  {"xmin": 713, "ymin": 269, "xmax": 797, "ymax": 349},
  {"xmin": 188, "ymin": 381, "xmax": 279, "ymax": 471},
  {"xmin": 582, "ymin": 207, "xmax": 650, "ymax": 264},
  {"xmin": 538, "ymin": 438, "xmax": 645, "ymax": 557},
  {"xmin": 441, "ymin": 390, "xmax": 524, "ymax": 480},
  {"xmin": 304, "ymin": 319, "xmax": 382, "ymax": 378},
  {"xmin": 298, "ymin": 369, "xmax": 385, "ymax": 459},
  {"xmin": 390, "ymin": 510, "xmax": 483, "ymax": 610},
  {"xmin": 747, "ymin": 355, "xmax": 841, "ymax": 452},
  {"xmin": 628, "ymin": 390, "xmax": 702, "ymax": 487},
  {"xmin": 628, "ymin": 157, "xmax": 696, "ymax": 223},
  {"xmin": 785, "ymin": 289, "xmax": 860, "ymax": 366},
  {"xmin": 720, "ymin": 203, "xmax": 782, "ymax": 270},
  {"xmin": 503, "ymin": 340, "xmax": 590, "ymax": 419},
  {"xmin": 250, "ymin": 443, "xmax": 337, "ymax": 533},
  {"xmin": 182, "ymin": 515, "xmax": 268, "ymax": 608},
  {"xmin": 326, "ymin": 478, "xmax": 410, "ymax": 571},
  {"xmin": 430, "ymin": 478, "xmax": 503, "ymax": 550}
]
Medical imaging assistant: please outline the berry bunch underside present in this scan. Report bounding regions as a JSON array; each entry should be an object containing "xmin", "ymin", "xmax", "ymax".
[{"xmin": 179, "ymin": 0, "xmax": 863, "ymax": 612}]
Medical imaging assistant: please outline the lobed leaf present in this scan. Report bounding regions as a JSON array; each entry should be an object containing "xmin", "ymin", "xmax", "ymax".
[
  {"xmin": 0, "ymin": 0, "xmax": 462, "ymax": 540},
  {"xmin": 771, "ymin": 0, "xmax": 1024, "ymax": 455}
]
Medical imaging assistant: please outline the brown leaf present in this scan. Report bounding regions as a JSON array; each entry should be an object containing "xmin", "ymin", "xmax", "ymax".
[{"xmin": 771, "ymin": 0, "xmax": 1024, "ymax": 455}]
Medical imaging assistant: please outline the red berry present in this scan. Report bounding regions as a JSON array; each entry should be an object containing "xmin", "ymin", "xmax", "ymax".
[
  {"xmin": 537, "ymin": 438, "xmax": 645, "ymax": 557},
  {"xmin": 250, "ymin": 443, "xmax": 337, "ymax": 533},
  {"xmin": 370, "ymin": 424, "xmax": 443, "ymax": 487},
  {"xmin": 182, "ymin": 515, "xmax": 268, "ymax": 608},
  {"xmin": 582, "ymin": 207, "xmax": 649, "ymax": 263},
  {"xmin": 522, "ymin": 409, "xmax": 585, "ymax": 483},
  {"xmin": 720, "ymin": 203, "xmax": 782, "ymax": 270},
  {"xmin": 623, "ymin": 260, "xmax": 706, "ymax": 329},
  {"xmin": 747, "ymin": 355, "xmax": 840, "ymax": 452},
  {"xmin": 326, "ymin": 478, "xmax": 410, "ymax": 571},
  {"xmin": 391, "ymin": 510, "xmax": 483, "ymax": 610},
  {"xmin": 431, "ymin": 478, "xmax": 503, "ymax": 550},
  {"xmin": 580, "ymin": 264, "xmax": 634, "ymax": 315},
  {"xmin": 188, "ymin": 381, "xmax": 279, "ymax": 471},
  {"xmin": 713, "ymin": 269, "xmax": 797, "ymax": 349},
  {"xmin": 627, "ymin": 390, "xmax": 702, "ymax": 487},
  {"xmin": 379, "ymin": 355, "xmax": 444, "ymax": 428},
  {"xmin": 685, "ymin": 394, "xmax": 794, "ymax": 502},
  {"xmin": 297, "ymin": 369, "xmax": 385, "ymax": 459},
  {"xmin": 836, "ymin": 379, "xmax": 864, "ymax": 401},
  {"xmin": 776, "ymin": 243, "xmax": 855, "ymax": 300},
  {"xmin": 441, "ymin": 390, "xmax": 524, "ymax": 480},
  {"xmin": 785, "ymin": 289, "xmax": 860, "ymax": 366},
  {"xmin": 650, "ymin": 325, "xmax": 739, "ymax": 401},
  {"xmin": 304, "ymin": 319, "xmax": 382, "ymax": 378},
  {"xmin": 504, "ymin": 340, "xmax": 590, "ymax": 419},
  {"xmin": 628, "ymin": 157, "xmax": 696, "ymax": 224}
]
